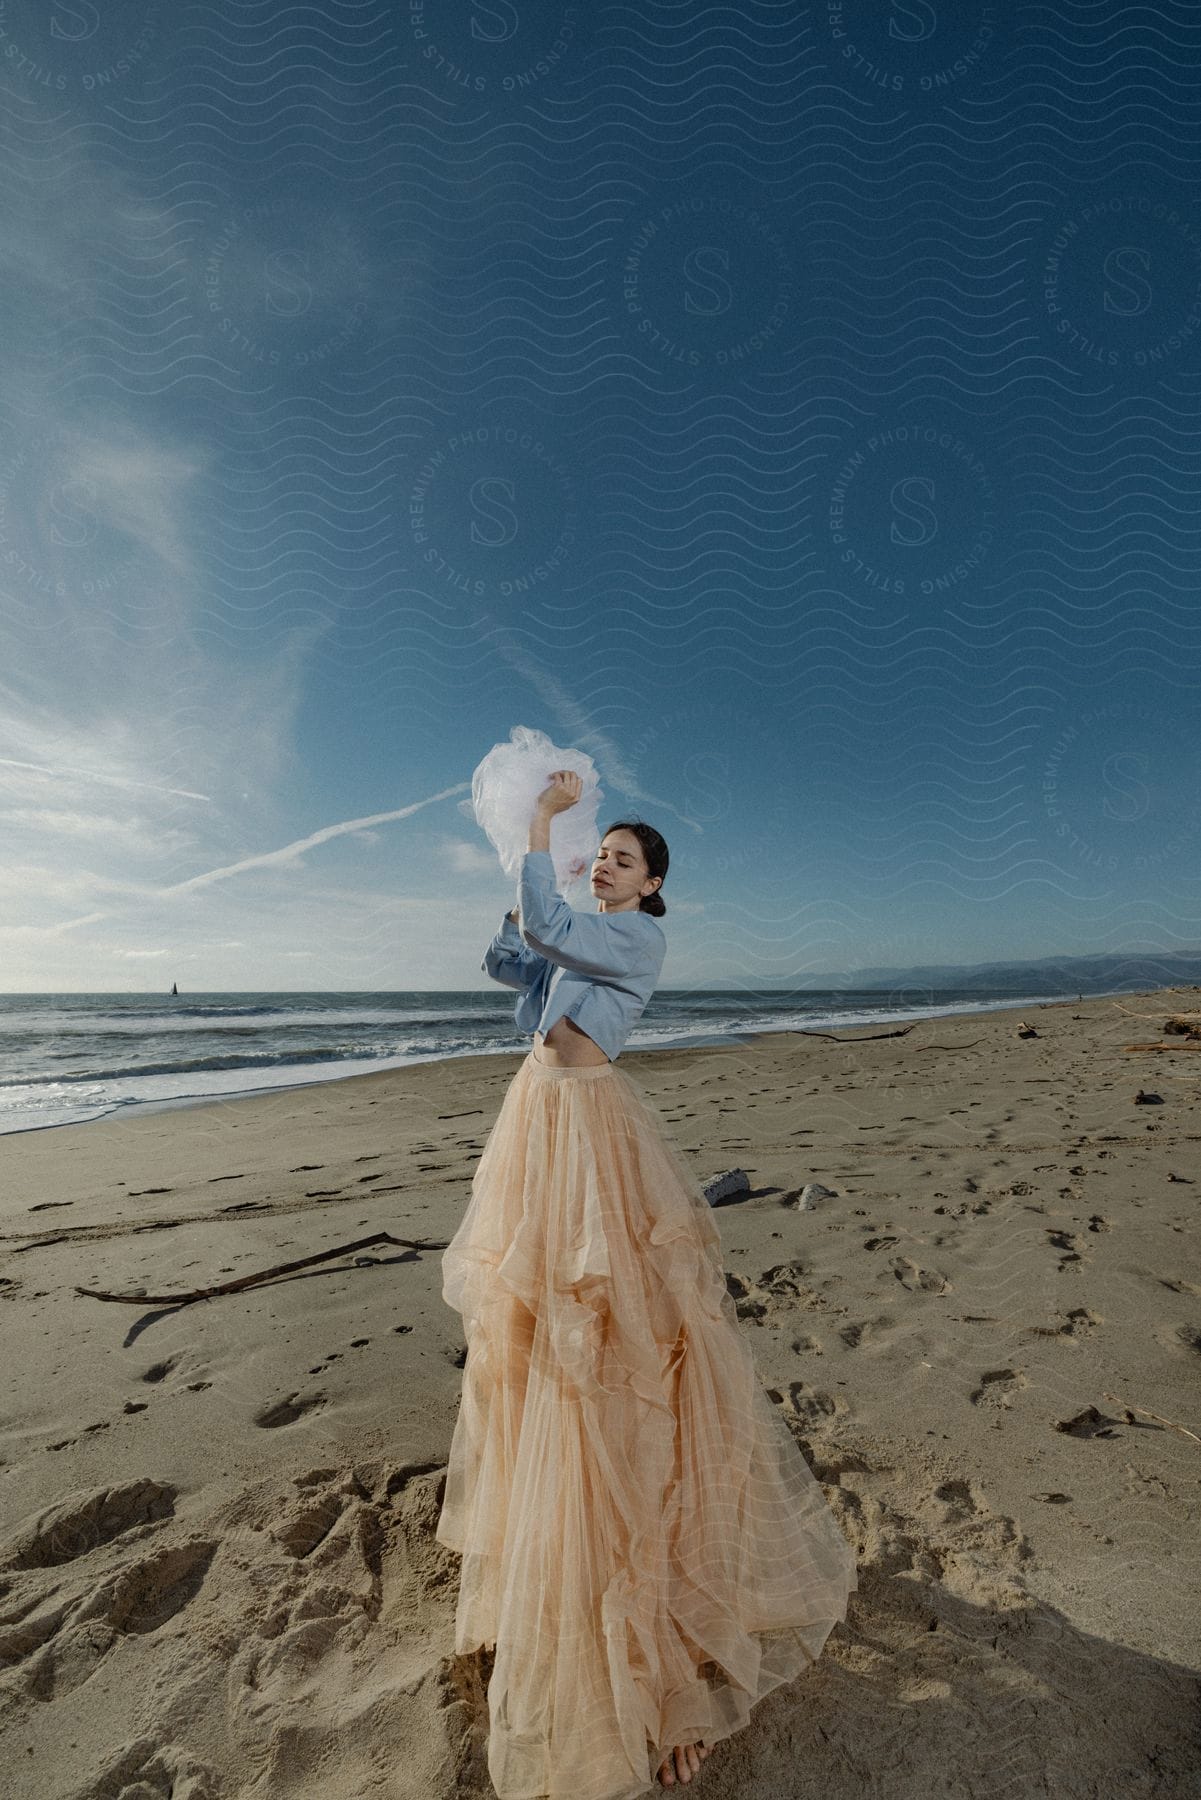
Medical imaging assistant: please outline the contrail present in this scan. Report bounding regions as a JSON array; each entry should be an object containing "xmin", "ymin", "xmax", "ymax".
[
  {"xmin": 0, "ymin": 758, "xmax": 213, "ymax": 804},
  {"xmin": 35, "ymin": 782, "xmax": 472, "ymax": 934},
  {"xmin": 156, "ymin": 783, "xmax": 471, "ymax": 894},
  {"xmin": 27, "ymin": 666, "xmax": 696, "ymax": 948}
]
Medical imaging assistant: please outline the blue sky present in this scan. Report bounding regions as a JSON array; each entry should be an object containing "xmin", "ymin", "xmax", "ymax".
[{"xmin": 2, "ymin": 2, "xmax": 1199, "ymax": 993}]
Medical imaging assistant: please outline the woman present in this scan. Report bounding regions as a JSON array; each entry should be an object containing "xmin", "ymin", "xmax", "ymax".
[{"xmin": 436, "ymin": 771, "xmax": 857, "ymax": 1800}]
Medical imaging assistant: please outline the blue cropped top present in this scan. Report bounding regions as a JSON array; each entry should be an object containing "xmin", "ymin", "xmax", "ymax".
[{"xmin": 481, "ymin": 850, "xmax": 666, "ymax": 1062}]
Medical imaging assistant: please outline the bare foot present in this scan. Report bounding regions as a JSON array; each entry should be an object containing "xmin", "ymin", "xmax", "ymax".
[{"xmin": 657, "ymin": 1741, "xmax": 711, "ymax": 1786}]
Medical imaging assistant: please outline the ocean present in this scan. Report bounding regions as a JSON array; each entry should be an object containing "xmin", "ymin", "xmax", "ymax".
[{"xmin": 0, "ymin": 980, "xmax": 1114, "ymax": 1136}]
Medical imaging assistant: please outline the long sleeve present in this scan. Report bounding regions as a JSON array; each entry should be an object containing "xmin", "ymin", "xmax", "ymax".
[
  {"xmin": 517, "ymin": 850, "xmax": 662, "ymax": 981},
  {"xmin": 482, "ymin": 912, "xmax": 548, "ymax": 992}
]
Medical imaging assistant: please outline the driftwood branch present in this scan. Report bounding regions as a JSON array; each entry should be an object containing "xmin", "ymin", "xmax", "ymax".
[
  {"xmin": 1112, "ymin": 998, "xmax": 1201, "ymax": 1019},
  {"xmin": 1111, "ymin": 1001, "xmax": 1201, "ymax": 1037},
  {"xmin": 796, "ymin": 1023, "xmax": 988, "ymax": 1053},
  {"xmin": 74, "ymin": 1231, "xmax": 445, "ymax": 1307},
  {"xmin": 1123, "ymin": 1042, "xmax": 1201, "ymax": 1053},
  {"xmin": 1103, "ymin": 1392, "xmax": 1201, "ymax": 1446},
  {"xmin": 796, "ymin": 1024, "xmax": 916, "ymax": 1043}
]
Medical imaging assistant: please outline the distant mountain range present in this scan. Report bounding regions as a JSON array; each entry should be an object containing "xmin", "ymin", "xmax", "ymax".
[{"xmin": 808, "ymin": 949, "xmax": 1201, "ymax": 995}]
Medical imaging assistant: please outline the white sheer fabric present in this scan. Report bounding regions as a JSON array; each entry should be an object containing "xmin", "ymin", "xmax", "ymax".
[{"xmin": 467, "ymin": 724, "xmax": 603, "ymax": 895}]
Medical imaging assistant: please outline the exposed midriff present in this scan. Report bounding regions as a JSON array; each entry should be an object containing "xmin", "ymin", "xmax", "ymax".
[{"xmin": 532, "ymin": 1014, "xmax": 610, "ymax": 1067}]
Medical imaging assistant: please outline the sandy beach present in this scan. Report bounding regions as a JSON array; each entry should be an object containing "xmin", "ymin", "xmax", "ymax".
[{"xmin": 1, "ymin": 987, "xmax": 1199, "ymax": 1799}]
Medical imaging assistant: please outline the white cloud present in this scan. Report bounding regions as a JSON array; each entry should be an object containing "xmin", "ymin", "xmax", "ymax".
[
  {"xmin": 444, "ymin": 837, "xmax": 499, "ymax": 875},
  {"xmin": 0, "ymin": 808, "xmax": 194, "ymax": 857},
  {"xmin": 0, "ymin": 142, "xmax": 352, "ymax": 982},
  {"xmin": 0, "ymin": 862, "xmax": 154, "ymax": 906}
]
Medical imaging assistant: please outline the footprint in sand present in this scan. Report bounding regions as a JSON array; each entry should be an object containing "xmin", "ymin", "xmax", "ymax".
[
  {"xmin": 726, "ymin": 1263, "xmax": 827, "ymax": 1323},
  {"xmin": 759, "ymin": 1260, "xmax": 810, "ymax": 1297},
  {"xmin": 270, "ymin": 1489, "xmax": 347, "ymax": 1559},
  {"xmin": 1154, "ymin": 1322, "xmax": 1201, "ymax": 1357},
  {"xmin": 1, "ymin": 1479, "xmax": 177, "ymax": 1570},
  {"xmin": 913, "ymin": 1478, "xmax": 1035, "ymax": 1569},
  {"xmin": 765, "ymin": 1381, "xmax": 847, "ymax": 1431},
  {"xmin": 1046, "ymin": 1228, "xmax": 1084, "ymax": 1269},
  {"xmin": 837, "ymin": 1315, "xmax": 895, "ymax": 1350},
  {"xmin": 891, "ymin": 1256, "xmax": 951, "ymax": 1294},
  {"xmin": 724, "ymin": 1272, "xmax": 767, "ymax": 1322},
  {"xmin": 0, "ymin": 1482, "xmax": 214, "ymax": 1704},
  {"xmin": 935, "ymin": 1196, "xmax": 992, "ymax": 1219},
  {"xmin": 254, "ymin": 1392, "xmax": 327, "ymax": 1429},
  {"xmin": 969, "ymin": 1368, "xmax": 1028, "ymax": 1409},
  {"xmin": 60, "ymin": 1739, "xmax": 220, "ymax": 1800},
  {"xmin": 94, "ymin": 1537, "xmax": 218, "ymax": 1635},
  {"xmin": 928, "ymin": 1476, "xmax": 983, "ymax": 1521},
  {"xmin": 1025, "ymin": 1307, "xmax": 1101, "ymax": 1341},
  {"xmin": 140, "ymin": 1357, "xmax": 179, "ymax": 1384},
  {"xmin": 10, "ymin": 1538, "xmax": 217, "ymax": 1698}
]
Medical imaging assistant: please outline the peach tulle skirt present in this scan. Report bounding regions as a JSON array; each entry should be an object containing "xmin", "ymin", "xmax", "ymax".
[{"xmin": 435, "ymin": 1050, "xmax": 857, "ymax": 1800}]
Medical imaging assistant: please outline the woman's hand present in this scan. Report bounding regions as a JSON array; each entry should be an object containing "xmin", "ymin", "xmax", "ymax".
[{"xmin": 537, "ymin": 769, "xmax": 582, "ymax": 816}]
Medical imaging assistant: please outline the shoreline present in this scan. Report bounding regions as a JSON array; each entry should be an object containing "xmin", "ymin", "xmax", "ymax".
[
  {"xmin": 0, "ymin": 1028, "xmax": 748, "ymax": 1140},
  {"xmin": 0, "ymin": 983, "xmax": 1135, "ymax": 1141}
]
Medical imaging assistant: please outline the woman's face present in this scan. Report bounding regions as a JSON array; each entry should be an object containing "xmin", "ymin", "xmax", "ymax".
[{"xmin": 591, "ymin": 831, "xmax": 654, "ymax": 909}]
